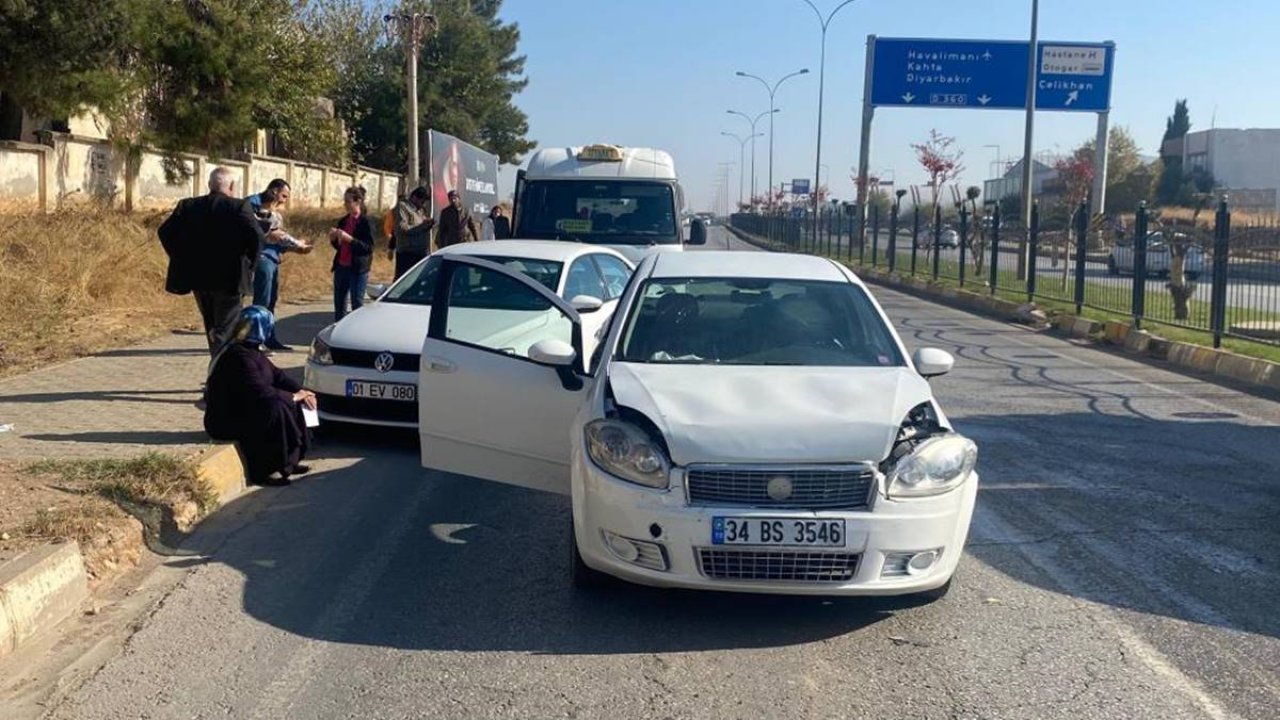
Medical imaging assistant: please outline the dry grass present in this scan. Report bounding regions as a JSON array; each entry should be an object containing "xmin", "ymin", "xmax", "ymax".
[
  {"xmin": 25, "ymin": 452, "xmax": 218, "ymax": 515},
  {"xmin": 0, "ymin": 207, "xmax": 392, "ymax": 378},
  {"xmin": 22, "ymin": 498, "xmax": 129, "ymax": 547}
]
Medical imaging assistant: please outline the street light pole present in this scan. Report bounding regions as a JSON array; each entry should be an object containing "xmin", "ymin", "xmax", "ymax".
[
  {"xmin": 737, "ymin": 68, "xmax": 809, "ymax": 208},
  {"xmin": 801, "ymin": 0, "xmax": 859, "ymax": 229},
  {"xmin": 722, "ymin": 131, "xmax": 763, "ymax": 209},
  {"xmin": 384, "ymin": 11, "xmax": 438, "ymax": 189},
  {"xmin": 728, "ymin": 108, "xmax": 778, "ymax": 206}
]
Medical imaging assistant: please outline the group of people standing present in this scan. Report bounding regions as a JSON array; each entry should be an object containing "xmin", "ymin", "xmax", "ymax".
[
  {"xmin": 157, "ymin": 167, "xmax": 508, "ymax": 487},
  {"xmin": 386, "ymin": 185, "xmax": 510, "ymax": 280}
]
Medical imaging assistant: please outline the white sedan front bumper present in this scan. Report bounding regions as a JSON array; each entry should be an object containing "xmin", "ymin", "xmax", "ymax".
[
  {"xmin": 571, "ymin": 452, "xmax": 978, "ymax": 596},
  {"xmin": 304, "ymin": 360, "xmax": 419, "ymax": 428}
]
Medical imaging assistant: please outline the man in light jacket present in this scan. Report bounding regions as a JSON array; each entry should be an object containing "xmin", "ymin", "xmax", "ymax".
[{"xmin": 391, "ymin": 186, "xmax": 435, "ymax": 279}]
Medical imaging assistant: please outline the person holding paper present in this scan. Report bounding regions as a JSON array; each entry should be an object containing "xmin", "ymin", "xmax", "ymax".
[{"xmin": 204, "ymin": 306, "xmax": 314, "ymax": 486}]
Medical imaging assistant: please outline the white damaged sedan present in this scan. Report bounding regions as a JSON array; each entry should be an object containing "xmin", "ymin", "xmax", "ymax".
[{"xmin": 417, "ymin": 251, "xmax": 978, "ymax": 597}]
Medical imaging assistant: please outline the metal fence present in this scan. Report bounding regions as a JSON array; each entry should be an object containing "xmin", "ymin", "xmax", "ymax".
[{"xmin": 730, "ymin": 199, "xmax": 1280, "ymax": 349}]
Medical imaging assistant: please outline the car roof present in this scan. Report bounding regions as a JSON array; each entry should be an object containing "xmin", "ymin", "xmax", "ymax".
[
  {"xmin": 645, "ymin": 251, "xmax": 853, "ymax": 283},
  {"xmin": 436, "ymin": 240, "xmax": 631, "ymax": 265}
]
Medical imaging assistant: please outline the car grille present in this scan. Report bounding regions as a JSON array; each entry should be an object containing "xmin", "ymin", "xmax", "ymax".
[
  {"xmin": 317, "ymin": 393, "xmax": 418, "ymax": 424},
  {"xmin": 686, "ymin": 465, "xmax": 875, "ymax": 510},
  {"xmin": 329, "ymin": 348, "xmax": 420, "ymax": 372},
  {"xmin": 696, "ymin": 549, "xmax": 860, "ymax": 583}
]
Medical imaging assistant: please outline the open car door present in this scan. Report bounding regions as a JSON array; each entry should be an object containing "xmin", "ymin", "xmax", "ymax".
[{"xmin": 418, "ymin": 256, "xmax": 588, "ymax": 495}]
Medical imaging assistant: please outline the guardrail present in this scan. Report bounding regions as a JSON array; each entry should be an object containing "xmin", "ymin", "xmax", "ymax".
[{"xmin": 730, "ymin": 199, "xmax": 1280, "ymax": 349}]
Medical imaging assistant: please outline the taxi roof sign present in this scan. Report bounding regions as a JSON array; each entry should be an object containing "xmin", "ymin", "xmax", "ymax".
[{"xmin": 576, "ymin": 144, "xmax": 625, "ymax": 162}]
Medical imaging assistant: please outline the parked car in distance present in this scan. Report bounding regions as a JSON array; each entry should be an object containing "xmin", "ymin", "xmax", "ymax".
[
  {"xmin": 305, "ymin": 241, "xmax": 634, "ymax": 428},
  {"xmin": 1108, "ymin": 231, "xmax": 1205, "ymax": 279},
  {"xmin": 416, "ymin": 251, "xmax": 979, "ymax": 598},
  {"xmin": 938, "ymin": 228, "xmax": 960, "ymax": 248}
]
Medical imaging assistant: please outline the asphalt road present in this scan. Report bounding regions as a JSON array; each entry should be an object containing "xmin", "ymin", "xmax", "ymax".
[{"xmin": 11, "ymin": 226, "xmax": 1280, "ymax": 719}]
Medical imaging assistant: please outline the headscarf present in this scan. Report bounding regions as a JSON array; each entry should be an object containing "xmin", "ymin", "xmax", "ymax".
[
  {"xmin": 206, "ymin": 306, "xmax": 276, "ymax": 380},
  {"xmin": 237, "ymin": 305, "xmax": 275, "ymax": 346}
]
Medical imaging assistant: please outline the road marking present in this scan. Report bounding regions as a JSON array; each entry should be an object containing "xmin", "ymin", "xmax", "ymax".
[{"xmin": 971, "ymin": 507, "xmax": 1239, "ymax": 720}]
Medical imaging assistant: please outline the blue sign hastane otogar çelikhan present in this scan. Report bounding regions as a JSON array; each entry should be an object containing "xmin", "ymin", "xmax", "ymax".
[{"xmin": 869, "ymin": 38, "xmax": 1114, "ymax": 113}]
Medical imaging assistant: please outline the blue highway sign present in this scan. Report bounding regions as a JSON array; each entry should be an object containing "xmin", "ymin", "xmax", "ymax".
[
  {"xmin": 869, "ymin": 38, "xmax": 1113, "ymax": 113},
  {"xmin": 791, "ymin": 178, "xmax": 811, "ymax": 194}
]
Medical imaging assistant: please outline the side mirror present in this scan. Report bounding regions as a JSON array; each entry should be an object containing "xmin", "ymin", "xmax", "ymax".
[
  {"xmin": 529, "ymin": 338, "xmax": 583, "ymax": 391},
  {"xmin": 528, "ymin": 338, "xmax": 577, "ymax": 367},
  {"xmin": 688, "ymin": 219, "xmax": 707, "ymax": 246},
  {"xmin": 366, "ymin": 283, "xmax": 388, "ymax": 300},
  {"xmin": 570, "ymin": 295, "xmax": 604, "ymax": 314},
  {"xmin": 913, "ymin": 347, "xmax": 955, "ymax": 378}
]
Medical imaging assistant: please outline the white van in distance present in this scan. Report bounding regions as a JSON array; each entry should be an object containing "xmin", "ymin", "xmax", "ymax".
[{"xmin": 512, "ymin": 144, "xmax": 707, "ymax": 263}]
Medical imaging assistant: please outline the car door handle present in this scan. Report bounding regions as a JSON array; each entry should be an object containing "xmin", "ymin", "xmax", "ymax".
[{"xmin": 425, "ymin": 357, "xmax": 456, "ymax": 373}]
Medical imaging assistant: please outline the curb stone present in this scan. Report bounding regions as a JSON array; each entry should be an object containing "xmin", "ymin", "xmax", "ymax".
[
  {"xmin": 0, "ymin": 543, "xmax": 88, "ymax": 661},
  {"xmin": 726, "ymin": 225, "xmax": 1280, "ymax": 396},
  {"xmin": 0, "ymin": 444, "xmax": 246, "ymax": 659},
  {"xmin": 196, "ymin": 443, "xmax": 247, "ymax": 505}
]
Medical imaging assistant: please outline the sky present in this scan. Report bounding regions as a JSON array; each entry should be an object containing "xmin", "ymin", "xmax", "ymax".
[{"xmin": 494, "ymin": 0, "xmax": 1279, "ymax": 211}]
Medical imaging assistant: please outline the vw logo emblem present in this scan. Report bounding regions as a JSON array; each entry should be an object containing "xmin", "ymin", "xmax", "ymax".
[
  {"xmin": 766, "ymin": 476, "xmax": 794, "ymax": 502},
  {"xmin": 373, "ymin": 352, "xmax": 395, "ymax": 373}
]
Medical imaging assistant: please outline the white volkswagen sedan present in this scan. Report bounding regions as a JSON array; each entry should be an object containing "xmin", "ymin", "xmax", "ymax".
[
  {"xmin": 417, "ymin": 251, "xmax": 978, "ymax": 598},
  {"xmin": 304, "ymin": 241, "xmax": 633, "ymax": 427}
]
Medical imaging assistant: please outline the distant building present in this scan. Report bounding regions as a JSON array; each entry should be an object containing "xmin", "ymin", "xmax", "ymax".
[
  {"xmin": 1162, "ymin": 128, "xmax": 1280, "ymax": 213},
  {"xmin": 983, "ymin": 157, "xmax": 1059, "ymax": 205}
]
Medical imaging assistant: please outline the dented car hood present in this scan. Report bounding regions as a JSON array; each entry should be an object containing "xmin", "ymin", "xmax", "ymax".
[{"xmin": 606, "ymin": 363, "xmax": 938, "ymax": 466}]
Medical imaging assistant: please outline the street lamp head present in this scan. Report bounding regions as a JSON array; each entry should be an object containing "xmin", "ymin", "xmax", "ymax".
[
  {"xmin": 799, "ymin": 68, "xmax": 811, "ymax": 74},
  {"xmin": 735, "ymin": 71, "xmax": 748, "ymax": 77}
]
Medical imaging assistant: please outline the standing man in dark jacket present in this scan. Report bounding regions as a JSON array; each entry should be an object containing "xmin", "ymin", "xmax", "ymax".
[
  {"xmin": 158, "ymin": 167, "xmax": 270, "ymax": 354},
  {"xmin": 391, "ymin": 186, "xmax": 435, "ymax": 279},
  {"xmin": 436, "ymin": 189, "xmax": 480, "ymax": 248}
]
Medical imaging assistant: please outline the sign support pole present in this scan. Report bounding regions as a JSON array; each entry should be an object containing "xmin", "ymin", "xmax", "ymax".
[
  {"xmin": 1090, "ymin": 109, "xmax": 1110, "ymax": 248},
  {"xmin": 1018, "ymin": 0, "xmax": 1039, "ymax": 280},
  {"xmin": 856, "ymin": 35, "xmax": 877, "ymax": 247}
]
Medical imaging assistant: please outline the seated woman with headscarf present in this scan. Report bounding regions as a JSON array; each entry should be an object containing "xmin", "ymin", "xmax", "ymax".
[{"xmin": 204, "ymin": 306, "xmax": 315, "ymax": 486}]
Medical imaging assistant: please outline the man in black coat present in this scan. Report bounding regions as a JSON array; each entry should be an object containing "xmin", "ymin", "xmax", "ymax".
[{"xmin": 158, "ymin": 167, "xmax": 271, "ymax": 354}]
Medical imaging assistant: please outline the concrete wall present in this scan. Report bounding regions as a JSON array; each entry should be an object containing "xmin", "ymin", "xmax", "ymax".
[
  {"xmin": 0, "ymin": 132, "xmax": 402, "ymax": 214},
  {"xmin": 0, "ymin": 142, "xmax": 48, "ymax": 212},
  {"xmin": 292, "ymin": 163, "xmax": 325, "ymax": 208},
  {"xmin": 53, "ymin": 135, "xmax": 127, "ymax": 208},
  {"xmin": 134, "ymin": 152, "xmax": 199, "ymax": 211}
]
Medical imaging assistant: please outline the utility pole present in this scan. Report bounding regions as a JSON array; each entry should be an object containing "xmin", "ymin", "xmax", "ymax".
[{"xmin": 385, "ymin": 10, "xmax": 437, "ymax": 189}]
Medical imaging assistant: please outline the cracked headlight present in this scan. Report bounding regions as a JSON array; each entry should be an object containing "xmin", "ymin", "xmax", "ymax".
[
  {"xmin": 584, "ymin": 419, "xmax": 670, "ymax": 489},
  {"xmin": 309, "ymin": 335, "xmax": 333, "ymax": 366},
  {"xmin": 886, "ymin": 435, "xmax": 977, "ymax": 498}
]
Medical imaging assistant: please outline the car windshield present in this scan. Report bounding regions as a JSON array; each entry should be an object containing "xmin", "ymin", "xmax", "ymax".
[
  {"xmin": 516, "ymin": 180, "xmax": 679, "ymax": 246},
  {"xmin": 380, "ymin": 255, "xmax": 563, "ymax": 306},
  {"xmin": 617, "ymin": 277, "xmax": 906, "ymax": 367}
]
